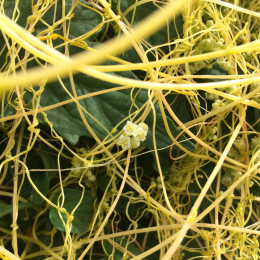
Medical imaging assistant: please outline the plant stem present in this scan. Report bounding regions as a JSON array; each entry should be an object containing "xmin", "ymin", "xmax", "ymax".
[{"xmin": 12, "ymin": 119, "xmax": 25, "ymax": 257}]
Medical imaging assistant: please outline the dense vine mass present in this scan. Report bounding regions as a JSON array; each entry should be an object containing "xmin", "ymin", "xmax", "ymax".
[{"xmin": 0, "ymin": 0, "xmax": 259, "ymax": 259}]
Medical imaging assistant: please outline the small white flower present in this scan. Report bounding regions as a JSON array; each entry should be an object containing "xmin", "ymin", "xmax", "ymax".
[
  {"xmin": 134, "ymin": 125, "xmax": 148, "ymax": 141},
  {"xmin": 130, "ymin": 137, "xmax": 140, "ymax": 149},
  {"xmin": 123, "ymin": 121, "xmax": 138, "ymax": 136},
  {"xmin": 117, "ymin": 121, "xmax": 148, "ymax": 150},
  {"xmin": 117, "ymin": 133, "xmax": 131, "ymax": 150},
  {"xmin": 138, "ymin": 122, "xmax": 148, "ymax": 132}
]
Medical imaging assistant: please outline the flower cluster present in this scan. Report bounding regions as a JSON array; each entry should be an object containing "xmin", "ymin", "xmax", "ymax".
[
  {"xmin": 69, "ymin": 148, "xmax": 96, "ymax": 186},
  {"xmin": 222, "ymin": 167, "xmax": 254, "ymax": 190},
  {"xmin": 150, "ymin": 176, "xmax": 165, "ymax": 189},
  {"xmin": 207, "ymin": 126, "xmax": 218, "ymax": 141},
  {"xmin": 222, "ymin": 136, "xmax": 260, "ymax": 189},
  {"xmin": 117, "ymin": 121, "xmax": 148, "ymax": 150},
  {"xmin": 69, "ymin": 148, "xmax": 89, "ymax": 178}
]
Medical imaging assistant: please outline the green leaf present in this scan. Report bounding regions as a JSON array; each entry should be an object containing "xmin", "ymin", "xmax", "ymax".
[
  {"xmin": 31, "ymin": 171, "xmax": 49, "ymax": 203},
  {"xmin": 136, "ymin": 151, "xmax": 154, "ymax": 177},
  {"xmin": 68, "ymin": 1, "xmax": 102, "ymax": 40},
  {"xmin": 104, "ymin": 236, "xmax": 141, "ymax": 259},
  {"xmin": 97, "ymin": 174, "xmax": 111, "ymax": 193},
  {"xmin": 24, "ymin": 69, "xmax": 194, "ymax": 151},
  {"xmin": 2, "ymin": 101, "xmax": 16, "ymax": 118},
  {"xmin": 195, "ymin": 63, "xmax": 228, "ymax": 82},
  {"xmin": 152, "ymin": 148, "xmax": 172, "ymax": 174},
  {"xmin": 168, "ymin": 94, "xmax": 192, "ymax": 124},
  {"xmin": 0, "ymin": 0, "xmax": 32, "ymax": 69},
  {"xmin": 119, "ymin": 0, "xmax": 183, "ymax": 63},
  {"xmin": 120, "ymin": 0, "xmax": 183, "ymax": 45},
  {"xmin": 2, "ymin": 0, "xmax": 31, "ymax": 28},
  {"xmin": 21, "ymin": 151, "xmax": 53, "ymax": 203},
  {"xmin": 3, "ymin": 0, "xmax": 102, "ymax": 41},
  {"xmin": 1, "ymin": 0, "xmax": 102, "ymax": 69},
  {"xmin": 49, "ymin": 188, "xmax": 95, "ymax": 234},
  {"xmin": 0, "ymin": 202, "xmax": 36, "ymax": 218},
  {"xmin": 34, "ymin": 0, "xmax": 102, "ymax": 41}
]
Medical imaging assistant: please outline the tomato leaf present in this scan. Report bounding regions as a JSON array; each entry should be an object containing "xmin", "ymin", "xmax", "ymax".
[{"xmin": 49, "ymin": 188, "xmax": 95, "ymax": 234}]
